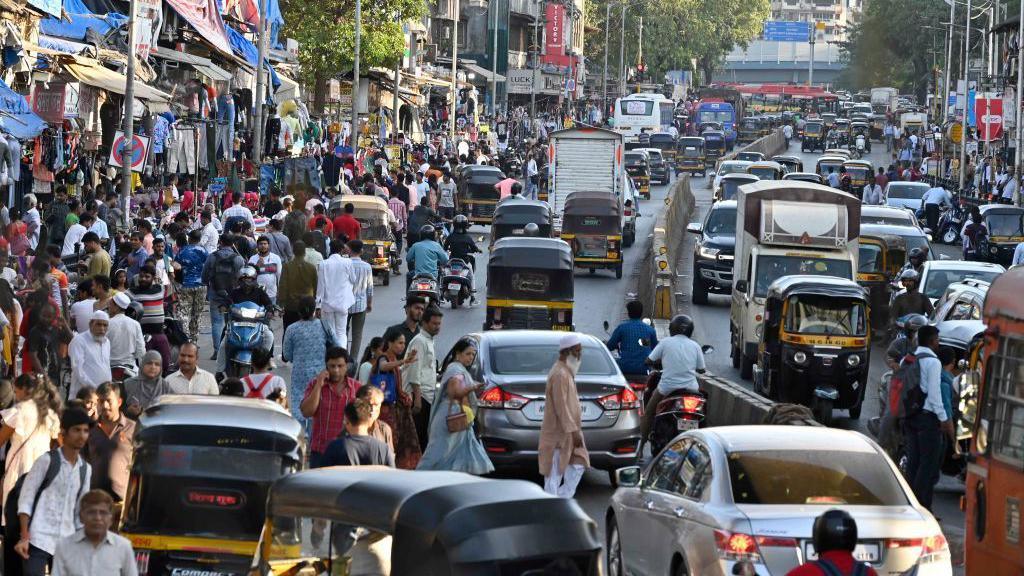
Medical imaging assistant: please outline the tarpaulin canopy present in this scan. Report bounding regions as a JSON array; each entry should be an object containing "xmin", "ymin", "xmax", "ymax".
[
  {"xmin": 152, "ymin": 46, "xmax": 232, "ymax": 82},
  {"xmin": 0, "ymin": 79, "xmax": 46, "ymax": 139},
  {"xmin": 225, "ymin": 26, "xmax": 280, "ymax": 88},
  {"xmin": 273, "ymin": 73, "xmax": 299, "ymax": 104},
  {"xmin": 166, "ymin": 0, "xmax": 233, "ymax": 56},
  {"xmin": 37, "ymin": 35, "xmax": 93, "ymax": 54},
  {"xmin": 40, "ymin": 0, "xmax": 127, "ymax": 41},
  {"xmin": 65, "ymin": 59, "xmax": 171, "ymax": 103}
]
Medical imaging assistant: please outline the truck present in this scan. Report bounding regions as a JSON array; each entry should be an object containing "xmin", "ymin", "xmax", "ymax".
[
  {"xmin": 870, "ymin": 87, "xmax": 898, "ymax": 115},
  {"xmin": 730, "ymin": 181, "xmax": 861, "ymax": 380},
  {"xmin": 548, "ymin": 126, "xmax": 625, "ymax": 232},
  {"xmin": 900, "ymin": 112, "xmax": 928, "ymax": 134}
]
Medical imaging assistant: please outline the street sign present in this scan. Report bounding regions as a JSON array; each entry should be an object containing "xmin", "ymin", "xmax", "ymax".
[
  {"xmin": 763, "ymin": 21, "xmax": 811, "ymax": 42},
  {"xmin": 949, "ymin": 122, "xmax": 963, "ymax": 144},
  {"xmin": 108, "ymin": 131, "xmax": 151, "ymax": 173}
]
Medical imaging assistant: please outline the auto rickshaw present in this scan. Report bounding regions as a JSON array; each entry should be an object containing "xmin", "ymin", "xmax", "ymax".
[
  {"xmin": 857, "ymin": 233, "xmax": 906, "ymax": 331},
  {"xmin": 485, "ymin": 236, "xmax": 574, "ymax": 330},
  {"xmin": 782, "ymin": 172, "xmax": 824, "ymax": 184},
  {"xmin": 816, "ymin": 155, "xmax": 846, "ymax": 178},
  {"xmin": 121, "ymin": 396, "xmax": 304, "ymax": 576},
  {"xmin": 703, "ymin": 130, "xmax": 726, "ymax": 163},
  {"xmin": 802, "ymin": 120, "xmax": 825, "ymax": 153},
  {"xmin": 250, "ymin": 468, "xmax": 603, "ymax": 576},
  {"xmin": 824, "ymin": 148, "xmax": 852, "ymax": 160},
  {"xmin": 843, "ymin": 159, "xmax": 874, "ymax": 192},
  {"xmin": 560, "ymin": 191, "xmax": 624, "ymax": 278},
  {"xmin": 821, "ymin": 112, "xmax": 838, "ymax": 129},
  {"xmin": 753, "ymin": 275, "xmax": 870, "ymax": 427},
  {"xmin": 978, "ymin": 203, "xmax": 1024, "ymax": 266},
  {"xmin": 747, "ymin": 160, "xmax": 786, "ymax": 181},
  {"xmin": 624, "ymin": 151, "xmax": 651, "ymax": 199},
  {"xmin": 675, "ymin": 136, "xmax": 706, "ymax": 176},
  {"xmin": 490, "ymin": 197, "xmax": 552, "ymax": 247},
  {"xmin": 335, "ymin": 194, "xmax": 398, "ymax": 285},
  {"xmin": 458, "ymin": 165, "xmax": 505, "ymax": 224},
  {"xmin": 772, "ymin": 155, "xmax": 803, "ymax": 173},
  {"xmin": 739, "ymin": 116, "xmax": 761, "ymax": 143},
  {"xmin": 648, "ymin": 132, "xmax": 677, "ymax": 166}
]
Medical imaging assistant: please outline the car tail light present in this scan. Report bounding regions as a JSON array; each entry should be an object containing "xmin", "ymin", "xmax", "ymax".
[
  {"xmin": 714, "ymin": 530, "xmax": 796, "ymax": 563},
  {"xmin": 598, "ymin": 388, "xmax": 640, "ymax": 410},
  {"xmin": 887, "ymin": 534, "xmax": 949, "ymax": 563},
  {"xmin": 135, "ymin": 550, "xmax": 150, "ymax": 575},
  {"xmin": 479, "ymin": 387, "xmax": 529, "ymax": 409}
]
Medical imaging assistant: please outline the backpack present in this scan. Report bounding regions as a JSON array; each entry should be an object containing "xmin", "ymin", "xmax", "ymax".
[
  {"xmin": 243, "ymin": 373, "xmax": 274, "ymax": 398},
  {"xmin": 4, "ymin": 448, "xmax": 89, "ymax": 531},
  {"xmin": 211, "ymin": 250, "xmax": 239, "ymax": 295},
  {"xmin": 889, "ymin": 348, "xmax": 935, "ymax": 419},
  {"xmin": 814, "ymin": 558, "xmax": 870, "ymax": 576}
]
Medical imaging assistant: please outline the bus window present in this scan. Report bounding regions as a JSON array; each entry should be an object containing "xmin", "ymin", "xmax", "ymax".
[{"xmin": 986, "ymin": 335, "xmax": 1024, "ymax": 464}]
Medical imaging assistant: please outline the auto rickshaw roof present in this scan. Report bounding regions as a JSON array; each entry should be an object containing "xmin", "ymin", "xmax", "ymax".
[
  {"xmin": 861, "ymin": 232, "xmax": 907, "ymax": 248},
  {"xmin": 266, "ymin": 468, "xmax": 601, "ymax": 574},
  {"xmin": 490, "ymin": 237, "xmax": 573, "ymax": 269},
  {"xmin": 843, "ymin": 159, "xmax": 874, "ymax": 170},
  {"xmin": 138, "ymin": 395, "xmax": 303, "ymax": 443},
  {"xmin": 492, "ymin": 198, "xmax": 552, "ymax": 221},
  {"xmin": 649, "ymin": 132, "xmax": 676, "ymax": 143},
  {"xmin": 979, "ymin": 203, "xmax": 1024, "ymax": 216},
  {"xmin": 461, "ymin": 167, "xmax": 505, "ymax": 183},
  {"xmin": 782, "ymin": 172, "xmax": 823, "ymax": 183},
  {"xmin": 335, "ymin": 194, "xmax": 390, "ymax": 214},
  {"xmin": 817, "ymin": 155, "xmax": 847, "ymax": 164},
  {"xmin": 772, "ymin": 155, "xmax": 802, "ymax": 164},
  {"xmin": 748, "ymin": 161, "xmax": 784, "ymax": 170},
  {"xmin": 984, "ymin": 265, "xmax": 1024, "ymax": 321},
  {"xmin": 564, "ymin": 191, "xmax": 621, "ymax": 216},
  {"xmin": 678, "ymin": 136, "xmax": 705, "ymax": 145},
  {"xmin": 721, "ymin": 173, "xmax": 760, "ymax": 182},
  {"xmin": 766, "ymin": 275, "xmax": 868, "ymax": 301}
]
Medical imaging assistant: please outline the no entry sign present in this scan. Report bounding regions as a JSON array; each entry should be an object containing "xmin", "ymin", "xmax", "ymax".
[{"xmin": 108, "ymin": 131, "xmax": 151, "ymax": 172}]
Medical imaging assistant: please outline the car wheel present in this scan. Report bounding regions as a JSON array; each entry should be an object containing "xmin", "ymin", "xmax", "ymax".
[
  {"xmin": 691, "ymin": 275, "xmax": 708, "ymax": 305},
  {"xmin": 607, "ymin": 517, "xmax": 625, "ymax": 576}
]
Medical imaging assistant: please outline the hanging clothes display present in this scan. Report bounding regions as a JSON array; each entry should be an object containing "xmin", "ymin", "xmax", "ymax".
[{"xmin": 216, "ymin": 93, "xmax": 235, "ymax": 160}]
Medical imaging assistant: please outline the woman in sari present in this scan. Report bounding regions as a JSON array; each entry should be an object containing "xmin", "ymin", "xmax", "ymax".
[
  {"xmin": 372, "ymin": 331, "xmax": 420, "ymax": 469},
  {"xmin": 417, "ymin": 339, "xmax": 493, "ymax": 475}
]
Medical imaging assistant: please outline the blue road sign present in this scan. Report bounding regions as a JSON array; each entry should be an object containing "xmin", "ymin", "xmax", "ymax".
[{"xmin": 763, "ymin": 21, "xmax": 811, "ymax": 42}]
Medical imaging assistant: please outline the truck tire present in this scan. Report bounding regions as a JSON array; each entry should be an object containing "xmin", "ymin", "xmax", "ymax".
[
  {"xmin": 740, "ymin": 352, "xmax": 754, "ymax": 380},
  {"xmin": 691, "ymin": 275, "xmax": 708, "ymax": 305}
]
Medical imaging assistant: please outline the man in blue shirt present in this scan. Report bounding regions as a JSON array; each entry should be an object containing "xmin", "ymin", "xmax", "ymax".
[
  {"xmin": 174, "ymin": 229, "xmax": 209, "ymax": 342},
  {"xmin": 903, "ymin": 325, "xmax": 953, "ymax": 510},
  {"xmin": 125, "ymin": 231, "xmax": 149, "ymax": 281},
  {"xmin": 406, "ymin": 224, "xmax": 448, "ymax": 289},
  {"xmin": 606, "ymin": 301, "xmax": 658, "ymax": 376}
]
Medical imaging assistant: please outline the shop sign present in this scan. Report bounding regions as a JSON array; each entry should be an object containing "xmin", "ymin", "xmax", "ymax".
[
  {"xmin": 32, "ymin": 80, "xmax": 68, "ymax": 123},
  {"xmin": 541, "ymin": 3, "xmax": 570, "ymax": 67},
  {"xmin": 975, "ymin": 96, "xmax": 1003, "ymax": 142},
  {"xmin": 507, "ymin": 69, "xmax": 535, "ymax": 94}
]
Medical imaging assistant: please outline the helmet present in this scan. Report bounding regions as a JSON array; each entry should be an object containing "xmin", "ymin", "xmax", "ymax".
[
  {"xmin": 453, "ymin": 214, "xmax": 469, "ymax": 232},
  {"xmin": 669, "ymin": 314, "xmax": 695, "ymax": 337},
  {"xmin": 126, "ymin": 301, "xmax": 144, "ymax": 321},
  {"xmin": 240, "ymin": 266, "xmax": 257, "ymax": 280},
  {"xmin": 896, "ymin": 313, "xmax": 929, "ymax": 332},
  {"xmin": 908, "ymin": 247, "xmax": 928, "ymax": 264},
  {"xmin": 811, "ymin": 509, "xmax": 858, "ymax": 554},
  {"xmin": 419, "ymin": 224, "xmax": 436, "ymax": 240},
  {"xmin": 899, "ymin": 268, "xmax": 920, "ymax": 282},
  {"xmin": 523, "ymin": 223, "xmax": 540, "ymax": 237}
]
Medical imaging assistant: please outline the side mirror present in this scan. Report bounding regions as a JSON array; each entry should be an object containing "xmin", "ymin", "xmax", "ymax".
[
  {"xmin": 957, "ymin": 358, "xmax": 969, "ymax": 370},
  {"xmin": 686, "ymin": 222, "xmax": 703, "ymax": 234},
  {"xmin": 615, "ymin": 466, "xmax": 642, "ymax": 488},
  {"xmin": 735, "ymin": 280, "xmax": 748, "ymax": 294}
]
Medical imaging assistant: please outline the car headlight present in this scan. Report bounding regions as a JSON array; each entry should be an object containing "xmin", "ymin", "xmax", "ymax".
[
  {"xmin": 793, "ymin": 351, "xmax": 808, "ymax": 365},
  {"xmin": 847, "ymin": 354, "xmax": 861, "ymax": 367},
  {"xmin": 698, "ymin": 245, "xmax": 721, "ymax": 259}
]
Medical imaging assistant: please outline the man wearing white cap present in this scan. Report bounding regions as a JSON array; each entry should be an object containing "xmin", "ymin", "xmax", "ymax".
[
  {"xmin": 107, "ymin": 293, "xmax": 146, "ymax": 381},
  {"xmin": 68, "ymin": 311, "xmax": 112, "ymax": 398},
  {"xmin": 538, "ymin": 333, "xmax": 589, "ymax": 498}
]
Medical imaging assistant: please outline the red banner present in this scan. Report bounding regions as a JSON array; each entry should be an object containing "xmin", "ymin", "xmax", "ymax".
[
  {"xmin": 165, "ymin": 0, "xmax": 233, "ymax": 56},
  {"xmin": 541, "ymin": 3, "xmax": 570, "ymax": 66},
  {"xmin": 975, "ymin": 97, "xmax": 1003, "ymax": 141}
]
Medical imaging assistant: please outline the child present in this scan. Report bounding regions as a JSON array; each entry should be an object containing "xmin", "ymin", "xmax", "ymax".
[
  {"xmin": 356, "ymin": 337, "xmax": 384, "ymax": 385},
  {"xmin": 241, "ymin": 348, "xmax": 288, "ymax": 403}
]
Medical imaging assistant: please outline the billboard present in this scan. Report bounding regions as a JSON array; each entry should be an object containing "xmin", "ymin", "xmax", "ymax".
[{"xmin": 975, "ymin": 96, "xmax": 1003, "ymax": 141}]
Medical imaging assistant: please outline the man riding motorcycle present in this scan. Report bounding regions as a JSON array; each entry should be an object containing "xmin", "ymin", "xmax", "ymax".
[
  {"xmin": 786, "ymin": 510, "xmax": 877, "ymax": 576},
  {"xmin": 889, "ymin": 269, "xmax": 934, "ymax": 331},
  {"xmin": 637, "ymin": 314, "xmax": 705, "ymax": 458},
  {"xmin": 216, "ymin": 266, "xmax": 275, "ymax": 376},
  {"xmin": 606, "ymin": 300, "xmax": 658, "ymax": 378},
  {"xmin": 901, "ymin": 247, "xmax": 928, "ymax": 276},
  {"xmin": 406, "ymin": 224, "xmax": 449, "ymax": 289},
  {"xmin": 443, "ymin": 215, "xmax": 481, "ymax": 303}
]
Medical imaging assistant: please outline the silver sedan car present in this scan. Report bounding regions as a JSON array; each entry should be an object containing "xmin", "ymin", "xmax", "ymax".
[{"xmin": 606, "ymin": 426, "xmax": 952, "ymax": 576}]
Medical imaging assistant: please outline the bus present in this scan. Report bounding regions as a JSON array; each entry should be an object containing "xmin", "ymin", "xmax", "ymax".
[
  {"xmin": 694, "ymin": 101, "xmax": 738, "ymax": 147},
  {"xmin": 612, "ymin": 93, "xmax": 674, "ymax": 139}
]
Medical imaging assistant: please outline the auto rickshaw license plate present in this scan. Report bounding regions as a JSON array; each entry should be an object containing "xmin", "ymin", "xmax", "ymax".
[{"xmin": 677, "ymin": 419, "xmax": 698, "ymax": 431}]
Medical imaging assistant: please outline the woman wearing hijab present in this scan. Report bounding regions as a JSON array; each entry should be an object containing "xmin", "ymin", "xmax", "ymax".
[{"xmin": 122, "ymin": 351, "xmax": 174, "ymax": 418}]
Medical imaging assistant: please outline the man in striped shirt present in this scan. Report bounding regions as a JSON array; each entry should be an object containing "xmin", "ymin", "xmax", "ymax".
[
  {"xmin": 128, "ymin": 265, "xmax": 171, "ymax": 374},
  {"xmin": 346, "ymin": 240, "xmax": 374, "ymax": 359}
]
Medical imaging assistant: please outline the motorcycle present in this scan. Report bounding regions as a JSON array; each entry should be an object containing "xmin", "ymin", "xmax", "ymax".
[
  {"xmin": 408, "ymin": 273, "xmax": 441, "ymax": 307},
  {"xmin": 222, "ymin": 301, "xmax": 271, "ymax": 378},
  {"xmin": 853, "ymin": 135, "xmax": 866, "ymax": 159},
  {"xmin": 441, "ymin": 258, "xmax": 473, "ymax": 309},
  {"xmin": 500, "ymin": 150, "xmax": 523, "ymax": 178},
  {"xmin": 936, "ymin": 195, "xmax": 965, "ymax": 245}
]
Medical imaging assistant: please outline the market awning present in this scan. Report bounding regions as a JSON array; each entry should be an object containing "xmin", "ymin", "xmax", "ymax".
[
  {"xmin": 152, "ymin": 46, "xmax": 232, "ymax": 82},
  {"xmin": 0, "ymin": 79, "xmax": 47, "ymax": 139},
  {"xmin": 273, "ymin": 73, "xmax": 299, "ymax": 103},
  {"xmin": 458, "ymin": 62, "xmax": 505, "ymax": 83},
  {"xmin": 64, "ymin": 59, "xmax": 171, "ymax": 103}
]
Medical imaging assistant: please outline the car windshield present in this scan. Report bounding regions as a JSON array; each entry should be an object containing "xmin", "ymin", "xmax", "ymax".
[
  {"xmin": 755, "ymin": 256, "xmax": 853, "ymax": 297},
  {"xmin": 985, "ymin": 212, "xmax": 1024, "ymax": 236},
  {"xmin": 859, "ymin": 244, "xmax": 883, "ymax": 273},
  {"xmin": 922, "ymin": 269, "xmax": 1002, "ymax": 299},
  {"xmin": 727, "ymin": 450, "xmax": 909, "ymax": 506},
  {"xmin": 862, "ymin": 212, "xmax": 915, "ymax": 226},
  {"xmin": 489, "ymin": 343, "xmax": 616, "ymax": 375},
  {"xmin": 887, "ymin": 184, "xmax": 929, "ymax": 200},
  {"xmin": 719, "ymin": 162, "xmax": 748, "ymax": 175},
  {"xmin": 749, "ymin": 167, "xmax": 778, "ymax": 180},
  {"xmin": 625, "ymin": 154, "xmax": 646, "ymax": 166},
  {"xmin": 705, "ymin": 207, "xmax": 737, "ymax": 236},
  {"xmin": 682, "ymin": 146, "xmax": 702, "ymax": 158},
  {"xmin": 784, "ymin": 296, "xmax": 867, "ymax": 336}
]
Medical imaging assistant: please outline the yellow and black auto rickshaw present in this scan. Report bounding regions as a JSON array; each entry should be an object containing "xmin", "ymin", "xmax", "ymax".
[
  {"xmin": 739, "ymin": 117, "xmax": 761, "ymax": 143},
  {"xmin": 772, "ymin": 155, "xmax": 803, "ymax": 174},
  {"xmin": 458, "ymin": 165, "xmax": 505, "ymax": 224},
  {"xmin": 815, "ymin": 155, "xmax": 846, "ymax": 179},
  {"xmin": 675, "ymin": 136, "xmax": 706, "ymax": 176},
  {"xmin": 978, "ymin": 203, "xmax": 1024, "ymax": 266},
  {"xmin": 560, "ymin": 191, "xmax": 624, "ymax": 278},
  {"xmin": 843, "ymin": 159, "xmax": 874, "ymax": 192},
  {"xmin": 801, "ymin": 120, "xmax": 825, "ymax": 153},
  {"xmin": 703, "ymin": 130, "xmax": 726, "ymax": 163},
  {"xmin": 490, "ymin": 197, "xmax": 552, "ymax": 247},
  {"xmin": 334, "ymin": 194, "xmax": 398, "ymax": 285},
  {"xmin": 485, "ymin": 236, "xmax": 574, "ymax": 330},
  {"xmin": 753, "ymin": 276, "xmax": 870, "ymax": 427},
  {"xmin": 120, "ymin": 396, "xmax": 304, "ymax": 576},
  {"xmin": 624, "ymin": 150, "xmax": 651, "ymax": 199},
  {"xmin": 857, "ymin": 233, "xmax": 906, "ymax": 331},
  {"xmin": 747, "ymin": 160, "xmax": 785, "ymax": 181}
]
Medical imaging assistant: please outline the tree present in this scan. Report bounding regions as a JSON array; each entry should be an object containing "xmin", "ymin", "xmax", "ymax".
[{"xmin": 280, "ymin": 0, "xmax": 426, "ymax": 112}]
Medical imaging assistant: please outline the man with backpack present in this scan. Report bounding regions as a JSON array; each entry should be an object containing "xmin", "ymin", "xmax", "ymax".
[
  {"xmin": 901, "ymin": 325, "xmax": 953, "ymax": 510},
  {"xmin": 202, "ymin": 233, "xmax": 245, "ymax": 361},
  {"xmin": 12, "ymin": 407, "xmax": 93, "ymax": 575},
  {"xmin": 785, "ymin": 510, "xmax": 877, "ymax": 576}
]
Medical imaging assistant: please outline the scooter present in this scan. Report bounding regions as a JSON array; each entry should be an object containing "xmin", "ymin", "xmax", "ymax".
[
  {"xmin": 223, "ymin": 301, "xmax": 269, "ymax": 378},
  {"xmin": 441, "ymin": 258, "xmax": 473, "ymax": 309},
  {"xmin": 408, "ymin": 273, "xmax": 441, "ymax": 307},
  {"xmin": 646, "ymin": 371, "xmax": 709, "ymax": 457},
  {"xmin": 936, "ymin": 195, "xmax": 965, "ymax": 245}
]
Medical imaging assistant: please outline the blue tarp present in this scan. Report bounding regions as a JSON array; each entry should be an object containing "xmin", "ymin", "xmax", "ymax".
[
  {"xmin": 0, "ymin": 79, "xmax": 46, "ymax": 140},
  {"xmin": 267, "ymin": 0, "xmax": 284, "ymax": 48},
  {"xmin": 225, "ymin": 25, "xmax": 281, "ymax": 89},
  {"xmin": 40, "ymin": 0, "xmax": 127, "ymax": 41}
]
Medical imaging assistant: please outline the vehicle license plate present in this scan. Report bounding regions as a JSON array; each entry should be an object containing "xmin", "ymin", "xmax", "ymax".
[
  {"xmin": 448, "ymin": 283, "xmax": 461, "ymax": 291},
  {"xmin": 526, "ymin": 400, "xmax": 603, "ymax": 421},
  {"xmin": 805, "ymin": 542, "xmax": 879, "ymax": 563},
  {"xmin": 677, "ymin": 419, "xmax": 699, "ymax": 431}
]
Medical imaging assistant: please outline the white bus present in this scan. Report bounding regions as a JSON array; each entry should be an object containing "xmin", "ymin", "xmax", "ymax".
[{"xmin": 612, "ymin": 93, "xmax": 674, "ymax": 139}]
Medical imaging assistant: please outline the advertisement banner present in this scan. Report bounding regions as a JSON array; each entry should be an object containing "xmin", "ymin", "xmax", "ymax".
[
  {"xmin": 541, "ymin": 3, "xmax": 570, "ymax": 67},
  {"xmin": 32, "ymin": 80, "xmax": 68, "ymax": 123},
  {"xmin": 165, "ymin": 0, "xmax": 232, "ymax": 56},
  {"xmin": 966, "ymin": 87, "xmax": 976, "ymax": 127},
  {"xmin": 975, "ymin": 96, "xmax": 1003, "ymax": 142}
]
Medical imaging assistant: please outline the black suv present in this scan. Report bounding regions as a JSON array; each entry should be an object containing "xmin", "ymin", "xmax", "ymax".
[{"xmin": 687, "ymin": 200, "xmax": 737, "ymax": 304}]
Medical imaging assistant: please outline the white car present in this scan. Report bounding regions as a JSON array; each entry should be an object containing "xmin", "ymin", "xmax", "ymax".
[
  {"xmin": 712, "ymin": 160, "xmax": 753, "ymax": 198},
  {"xmin": 917, "ymin": 260, "xmax": 1005, "ymax": 305},
  {"xmin": 607, "ymin": 426, "xmax": 952, "ymax": 576},
  {"xmin": 885, "ymin": 181, "xmax": 931, "ymax": 212}
]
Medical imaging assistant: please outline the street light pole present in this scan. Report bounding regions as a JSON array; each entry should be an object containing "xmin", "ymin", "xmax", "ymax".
[
  {"xmin": 491, "ymin": 0, "xmax": 499, "ymax": 115},
  {"xmin": 450, "ymin": 0, "xmax": 460, "ymax": 140},
  {"xmin": 943, "ymin": 0, "xmax": 955, "ymax": 123},
  {"xmin": 1016, "ymin": 0, "xmax": 1023, "ymax": 195},
  {"xmin": 122, "ymin": 0, "xmax": 137, "ymax": 211},
  {"xmin": 958, "ymin": 0, "xmax": 971, "ymax": 193},
  {"xmin": 602, "ymin": 2, "xmax": 610, "ymax": 119},
  {"xmin": 351, "ymin": 0, "xmax": 362, "ymax": 148},
  {"xmin": 618, "ymin": 3, "xmax": 625, "ymax": 96}
]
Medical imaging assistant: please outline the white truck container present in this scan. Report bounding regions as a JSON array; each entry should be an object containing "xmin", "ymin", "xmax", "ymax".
[
  {"xmin": 870, "ymin": 87, "xmax": 898, "ymax": 115},
  {"xmin": 730, "ymin": 181, "xmax": 861, "ymax": 380},
  {"xmin": 548, "ymin": 126, "xmax": 624, "ymax": 231}
]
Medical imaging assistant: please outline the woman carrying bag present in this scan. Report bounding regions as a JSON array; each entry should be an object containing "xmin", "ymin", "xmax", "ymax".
[
  {"xmin": 371, "ymin": 331, "xmax": 420, "ymax": 470},
  {"xmin": 417, "ymin": 339, "xmax": 494, "ymax": 475}
]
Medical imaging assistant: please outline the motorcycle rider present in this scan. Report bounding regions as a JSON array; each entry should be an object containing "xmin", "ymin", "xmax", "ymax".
[
  {"xmin": 901, "ymin": 247, "xmax": 929, "ymax": 276},
  {"xmin": 216, "ymin": 265, "xmax": 275, "ymax": 377},
  {"xmin": 443, "ymin": 215, "xmax": 481, "ymax": 303},
  {"xmin": 606, "ymin": 300, "xmax": 658, "ymax": 377},
  {"xmin": 406, "ymin": 224, "xmax": 449, "ymax": 290},
  {"xmin": 885, "ymin": 313, "xmax": 928, "ymax": 371},
  {"xmin": 785, "ymin": 510, "xmax": 877, "ymax": 576},
  {"xmin": 854, "ymin": 132, "xmax": 866, "ymax": 159},
  {"xmin": 637, "ymin": 314, "xmax": 705, "ymax": 458},
  {"xmin": 889, "ymin": 269, "xmax": 934, "ymax": 332}
]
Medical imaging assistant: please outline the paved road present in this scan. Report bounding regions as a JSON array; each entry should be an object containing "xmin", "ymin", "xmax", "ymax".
[{"xmin": 681, "ymin": 140, "xmax": 966, "ymax": 571}]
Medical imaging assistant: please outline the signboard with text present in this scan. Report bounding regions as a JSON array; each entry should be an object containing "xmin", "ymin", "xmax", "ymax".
[
  {"xmin": 763, "ymin": 21, "xmax": 811, "ymax": 42},
  {"xmin": 975, "ymin": 96, "xmax": 1003, "ymax": 141},
  {"xmin": 31, "ymin": 80, "xmax": 68, "ymax": 123},
  {"xmin": 541, "ymin": 3, "xmax": 570, "ymax": 67},
  {"xmin": 507, "ymin": 69, "xmax": 535, "ymax": 94}
]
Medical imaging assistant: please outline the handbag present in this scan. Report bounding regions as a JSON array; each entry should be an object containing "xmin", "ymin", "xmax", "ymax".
[
  {"xmin": 446, "ymin": 399, "xmax": 470, "ymax": 433},
  {"xmin": 370, "ymin": 359, "xmax": 397, "ymax": 404}
]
